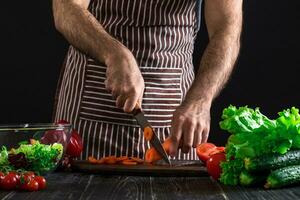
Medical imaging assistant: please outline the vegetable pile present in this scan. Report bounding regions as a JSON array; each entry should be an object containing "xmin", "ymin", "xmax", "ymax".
[
  {"xmin": 219, "ymin": 105, "xmax": 300, "ymax": 188},
  {"xmin": 0, "ymin": 140, "xmax": 63, "ymax": 174},
  {"xmin": 0, "ymin": 140, "xmax": 61, "ymax": 192}
]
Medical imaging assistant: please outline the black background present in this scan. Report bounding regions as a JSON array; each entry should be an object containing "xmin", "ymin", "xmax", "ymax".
[{"xmin": 0, "ymin": 1, "xmax": 300, "ymax": 145}]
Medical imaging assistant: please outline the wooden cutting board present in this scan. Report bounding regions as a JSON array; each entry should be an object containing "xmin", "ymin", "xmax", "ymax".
[{"xmin": 71, "ymin": 160, "xmax": 208, "ymax": 177}]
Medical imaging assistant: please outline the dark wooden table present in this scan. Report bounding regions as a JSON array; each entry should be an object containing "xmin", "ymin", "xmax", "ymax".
[{"xmin": 0, "ymin": 172, "xmax": 299, "ymax": 200}]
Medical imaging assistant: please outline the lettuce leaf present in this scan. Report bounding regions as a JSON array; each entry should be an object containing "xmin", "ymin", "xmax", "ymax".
[{"xmin": 0, "ymin": 147, "xmax": 8, "ymax": 166}]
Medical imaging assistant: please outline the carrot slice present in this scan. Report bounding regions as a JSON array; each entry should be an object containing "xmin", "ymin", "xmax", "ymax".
[
  {"xmin": 116, "ymin": 156, "xmax": 129, "ymax": 162},
  {"xmin": 122, "ymin": 160, "xmax": 138, "ymax": 165},
  {"xmin": 96, "ymin": 158, "xmax": 106, "ymax": 164},
  {"xmin": 143, "ymin": 126, "xmax": 154, "ymax": 141},
  {"xmin": 88, "ymin": 156, "xmax": 98, "ymax": 164},
  {"xmin": 130, "ymin": 157, "xmax": 144, "ymax": 163},
  {"xmin": 105, "ymin": 156, "xmax": 117, "ymax": 164},
  {"xmin": 145, "ymin": 137, "xmax": 172, "ymax": 163}
]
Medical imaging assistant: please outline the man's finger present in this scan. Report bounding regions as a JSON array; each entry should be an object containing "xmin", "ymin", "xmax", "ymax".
[
  {"xmin": 116, "ymin": 95, "xmax": 126, "ymax": 108},
  {"xmin": 201, "ymin": 127, "xmax": 210, "ymax": 143},
  {"xmin": 193, "ymin": 125, "xmax": 202, "ymax": 148},
  {"xmin": 111, "ymin": 89, "xmax": 120, "ymax": 98},
  {"xmin": 123, "ymin": 94, "xmax": 139, "ymax": 113},
  {"xmin": 182, "ymin": 123, "xmax": 195, "ymax": 153},
  {"xmin": 169, "ymin": 120, "xmax": 183, "ymax": 157},
  {"xmin": 104, "ymin": 80, "xmax": 111, "ymax": 92}
]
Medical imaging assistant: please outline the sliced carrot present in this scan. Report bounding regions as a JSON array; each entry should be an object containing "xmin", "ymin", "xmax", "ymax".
[
  {"xmin": 105, "ymin": 156, "xmax": 117, "ymax": 164},
  {"xmin": 145, "ymin": 149, "xmax": 154, "ymax": 163},
  {"xmin": 143, "ymin": 126, "xmax": 154, "ymax": 141},
  {"xmin": 130, "ymin": 157, "xmax": 144, "ymax": 163},
  {"xmin": 96, "ymin": 158, "xmax": 106, "ymax": 164},
  {"xmin": 89, "ymin": 155, "xmax": 144, "ymax": 165},
  {"xmin": 88, "ymin": 156, "xmax": 98, "ymax": 164},
  {"xmin": 116, "ymin": 156, "xmax": 129, "ymax": 162},
  {"xmin": 145, "ymin": 137, "xmax": 172, "ymax": 163},
  {"xmin": 162, "ymin": 137, "xmax": 172, "ymax": 154},
  {"xmin": 122, "ymin": 160, "xmax": 138, "ymax": 165}
]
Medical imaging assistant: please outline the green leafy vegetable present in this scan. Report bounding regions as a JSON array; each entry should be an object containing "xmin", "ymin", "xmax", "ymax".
[
  {"xmin": 0, "ymin": 141, "xmax": 63, "ymax": 174},
  {"xmin": 219, "ymin": 105, "xmax": 300, "ymax": 185},
  {"xmin": 0, "ymin": 147, "xmax": 9, "ymax": 166}
]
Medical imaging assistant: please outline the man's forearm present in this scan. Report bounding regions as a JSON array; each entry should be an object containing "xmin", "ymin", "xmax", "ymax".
[
  {"xmin": 53, "ymin": 0, "xmax": 123, "ymax": 63},
  {"xmin": 185, "ymin": 25, "xmax": 241, "ymax": 106}
]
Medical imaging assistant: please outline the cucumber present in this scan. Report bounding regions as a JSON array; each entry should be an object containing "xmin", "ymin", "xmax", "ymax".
[
  {"xmin": 265, "ymin": 165, "xmax": 300, "ymax": 188},
  {"xmin": 239, "ymin": 170, "xmax": 266, "ymax": 186},
  {"xmin": 244, "ymin": 150, "xmax": 300, "ymax": 172}
]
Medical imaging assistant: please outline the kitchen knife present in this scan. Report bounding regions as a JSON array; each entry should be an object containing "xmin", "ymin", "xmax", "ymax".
[{"xmin": 132, "ymin": 106, "xmax": 172, "ymax": 166}]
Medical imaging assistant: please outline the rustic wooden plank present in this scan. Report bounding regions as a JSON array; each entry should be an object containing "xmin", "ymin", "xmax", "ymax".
[
  {"xmin": 219, "ymin": 182, "xmax": 300, "ymax": 200},
  {"xmin": 9, "ymin": 172, "xmax": 300, "ymax": 200},
  {"xmin": 79, "ymin": 175, "xmax": 153, "ymax": 200},
  {"xmin": 78, "ymin": 175, "xmax": 226, "ymax": 200},
  {"xmin": 150, "ymin": 177, "xmax": 226, "ymax": 200},
  {"xmin": 0, "ymin": 173, "xmax": 92, "ymax": 200},
  {"xmin": 0, "ymin": 191, "xmax": 16, "ymax": 200},
  {"xmin": 0, "ymin": 174, "xmax": 227, "ymax": 200}
]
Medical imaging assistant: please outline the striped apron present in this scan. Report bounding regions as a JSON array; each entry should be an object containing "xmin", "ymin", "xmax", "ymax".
[{"xmin": 54, "ymin": 0, "xmax": 201, "ymax": 160}]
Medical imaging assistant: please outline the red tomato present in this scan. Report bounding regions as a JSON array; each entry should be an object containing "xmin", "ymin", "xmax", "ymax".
[
  {"xmin": 206, "ymin": 152, "xmax": 226, "ymax": 180},
  {"xmin": 208, "ymin": 147, "xmax": 225, "ymax": 156},
  {"xmin": 26, "ymin": 179, "xmax": 39, "ymax": 191},
  {"xmin": 34, "ymin": 176, "xmax": 46, "ymax": 190},
  {"xmin": 23, "ymin": 171, "xmax": 35, "ymax": 178},
  {"xmin": 196, "ymin": 143, "xmax": 217, "ymax": 163},
  {"xmin": 216, "ymin": 146, "xmax": 225, "ymax": 152},
  {"xmin": 66, "ymin": 130, "xmax": 83, "ymax": 157},
  {"xmin": 19, "ymin": 174, "xmax": 32, "ymax": 190},
  {"xmin": 1, "ymin": 173, "xmax": 17, "ymax": 190},
  {"xmin": 8, "ymin": 172, "xmax": 20, "ymax": 185}
]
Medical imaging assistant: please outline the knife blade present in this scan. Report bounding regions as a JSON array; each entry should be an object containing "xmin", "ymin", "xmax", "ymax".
[{"xmin": 132, "ymin": 107, "xmax": 171, "ymax": 166}]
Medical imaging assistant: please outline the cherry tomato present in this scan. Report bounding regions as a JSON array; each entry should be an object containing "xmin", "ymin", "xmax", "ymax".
[
  {"xmin": 19, "ymin": 174, "xmax": 32, "ymax": 190},
  {"xmin": 23, "ymin": 171, "xmax": 35, "ymax": 178},
  {"xmin": 8, "ymin": 172, "xmax": 20, "ymax": 185},
  {"xmin": 26, "ymin": 179, "xmax": 39, "ymax": 191},
  {"xmin": 66, "ymin": 130, "xmax": 83, "ymax": 157},
  {"xmin": 206, "ymin": 152, "xmax": 226, "ymax": 180},
  {"xmin": 34, "ymin": 176, "xmax": 46, "ymax": 190},
  {"xmin": 196, "ymin": 143, "xmax": 217, "ymax": 163},
  {"xmin": 1, "ymin": 173, "xmax": 17, "ymax": 190}
]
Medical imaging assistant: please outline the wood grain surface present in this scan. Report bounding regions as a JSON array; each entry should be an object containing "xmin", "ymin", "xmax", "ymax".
[{"xmin": 0, "ymin": 172, "xmax": 300, "ymax": 200}]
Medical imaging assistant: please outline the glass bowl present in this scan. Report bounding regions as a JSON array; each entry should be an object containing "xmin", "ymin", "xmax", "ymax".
[{"xmin": 0, "ymin": 123, "xmax": 72, "ymax": 174}]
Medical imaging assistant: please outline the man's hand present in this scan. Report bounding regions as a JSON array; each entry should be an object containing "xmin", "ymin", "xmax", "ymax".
[
  {"xmin": 169, "ymin": 100, "xmax": 211, "ymax": 156},
  {"xmin": 104, "ymin": 46, "xmax": 144, "ymax": 113}
]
